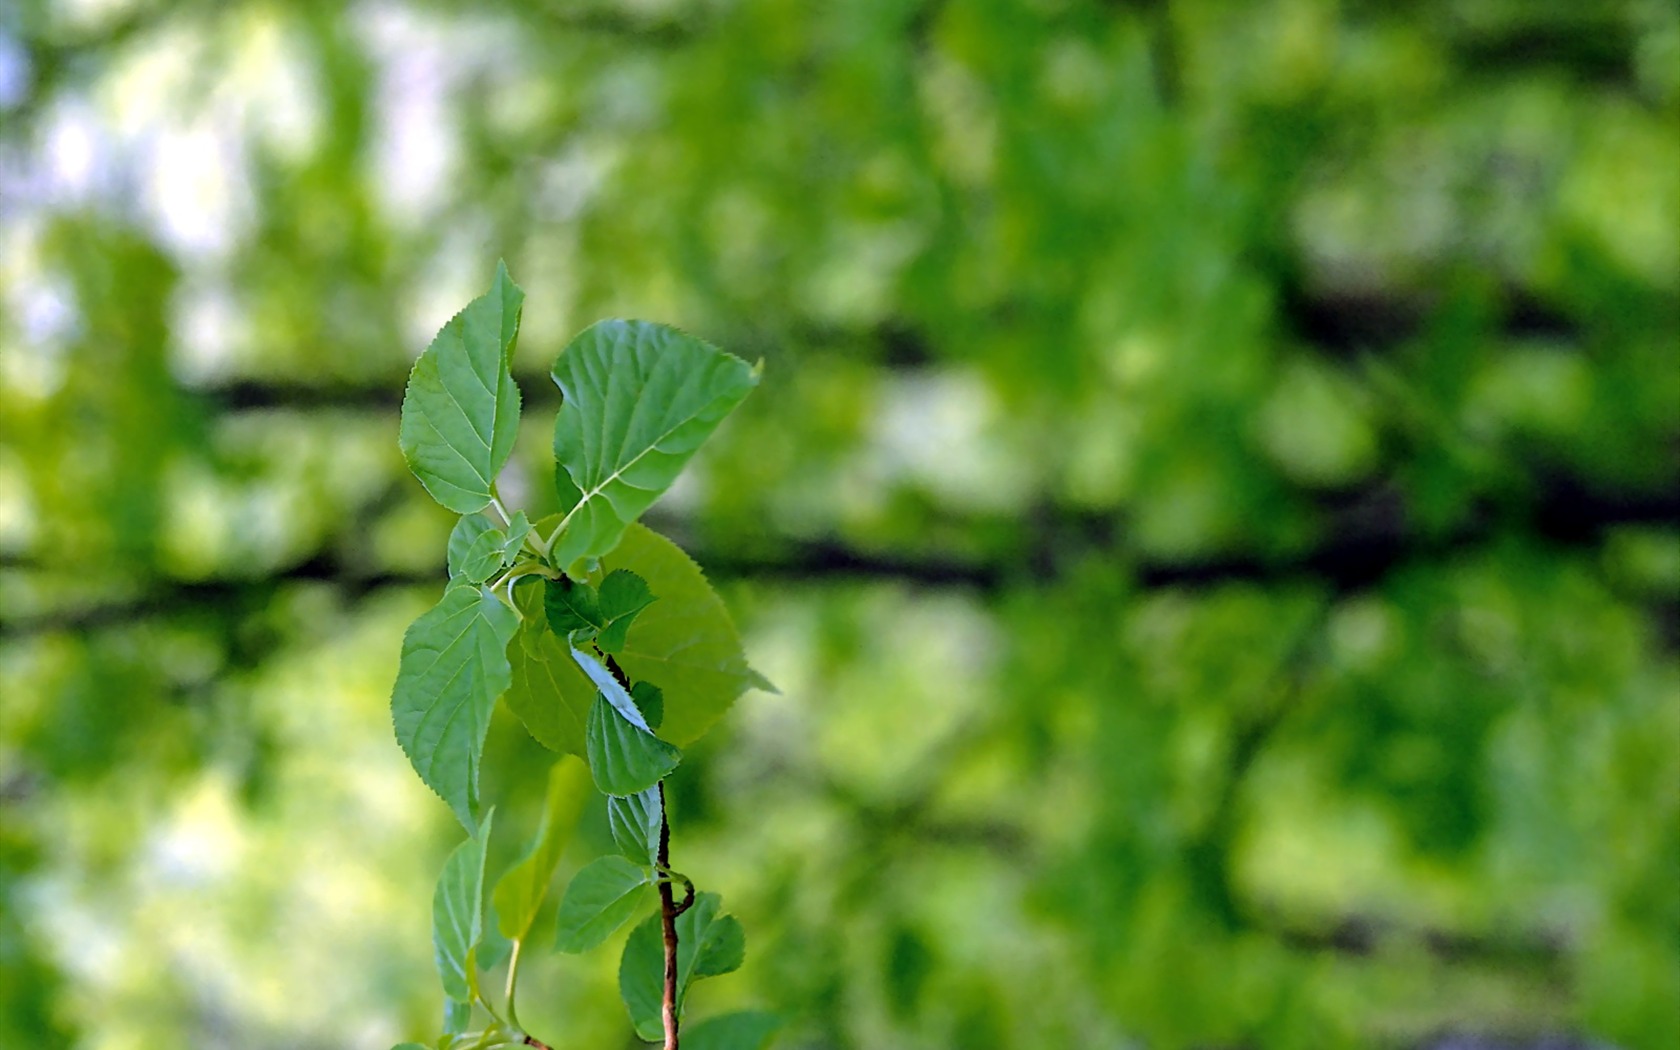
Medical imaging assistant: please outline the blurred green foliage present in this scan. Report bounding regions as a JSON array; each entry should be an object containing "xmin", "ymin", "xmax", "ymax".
[{"xmin": 1, "ymin": 0, "xmax": 1676, "ymax": 1047}]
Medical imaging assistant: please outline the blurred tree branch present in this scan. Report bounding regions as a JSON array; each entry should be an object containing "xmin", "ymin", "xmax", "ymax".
[
  {"xmin": 177, "ymin": 283, "xmax": 1602, "ymax": 415},
  {"xmin": 3, "ymin": 475, "xmax": 1673, "ymax": 637}
]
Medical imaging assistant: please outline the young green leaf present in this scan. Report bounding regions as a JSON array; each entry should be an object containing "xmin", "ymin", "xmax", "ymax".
[
  {"xmin": 554, "ymin": 855, "xmax": 653, "ymax": 953},
  {"xmin": 544, "ymin": 575, "xmax": 602, "ymax": 639},
  {"xmin": 392, "ymin": 583, "xmax": 520, "ymax": 829},
  {"xmin": 400, "ymin": 262, "xmax": 525, "ymax": 513},
  {"xmin": 504, "ymin": 581, "xmax": 593, "ymax": 756},
  {"xmin": 433, "ymin": 809, "xmax": 496, "ymax": 1005},
  {"xmin": 595, "ymin": 569, "xmax": 655, "ymax": 654},
  {"xmin": 548, "ymin": 320, "xmax": 757, "ymax": 568},
  {"xmin": 447, "ymin": 513, "xmax": 507, "ymax": 583},
  {"xmin": 499, "ymin": 509, "xmax": 532, "ymax": 566},
  {"xmin": 618, "ymin": 892, "xmax": 744, "ymax": 1039},
  {"xmin": 392, "ymin": 1043, "xmax": 432, "ymax": 1050},
  {"xmin": 492, "ymin": 757, "xmax": 591, "ymax": 943},
  {"xmin": 504, "ymin": 527, "xmax": 767, "ymax": 759},
  {"xmin": 607, "ymin": 787, "xmax": 662, "ymax": 866},
  {"xmin": 681, "ymin": 1011, "xmax": 781, "ymax": 1050},
  {"xmin": 585, "ymin": 693, "xmax": 681, "ymax": 797}
]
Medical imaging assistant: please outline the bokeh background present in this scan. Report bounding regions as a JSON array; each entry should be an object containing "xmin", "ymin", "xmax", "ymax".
[{"xmin": 2, "ymin": 1, "xmax": 1677, "ymax": 1048}]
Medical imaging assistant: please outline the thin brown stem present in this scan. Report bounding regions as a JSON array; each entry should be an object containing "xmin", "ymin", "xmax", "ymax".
[
  {"xmin": 658, "ymin": 781, "xmax": 681, "ymax": 1050},
  {"xmin": 607, "ymin": 652, "xmax": 683, "ymax": 1047}
]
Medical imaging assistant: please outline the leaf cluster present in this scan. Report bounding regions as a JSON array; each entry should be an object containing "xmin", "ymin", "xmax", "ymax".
[{"xmin": 387, "ymin": 265, "xmax": 774, "ymax": 1048}]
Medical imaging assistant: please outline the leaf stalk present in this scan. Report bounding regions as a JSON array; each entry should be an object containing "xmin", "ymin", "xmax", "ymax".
[{"xmin": 503, "ymin": 937, "xmax": 524, "ymax": 1032}]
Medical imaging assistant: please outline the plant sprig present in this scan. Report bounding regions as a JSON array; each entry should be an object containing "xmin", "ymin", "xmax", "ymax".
[{"xmin": 388, "ymin": 263, "xmax": 777, "ymax": 1050}]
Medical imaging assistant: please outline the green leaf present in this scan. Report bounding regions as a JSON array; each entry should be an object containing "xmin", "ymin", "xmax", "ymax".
[
  {"xmin": 432, "ymin": 810, "xmax": 495, "ymax": 1005},
  {"xmin": 393, "ymin": 1043, "xmax": 432, "ymax": 1050},
  {"xmin": 477, "ymin": 921, "xmax": 512, "ymax": 971},
  {"xmin": 607, "ymin": 786, "xmax": 662, "ymax": 866},
  {"xmin": 618, "ymin": 892, "xmax": 744, "ymax": 1040},
  {"xmin": 554, "ymin": 855, "xmax": 653, "ymax": 953},
  {"xmin": 548, "ymin": 320, "xmax": 757, "ymax": 568},
  {"xmin": 400, "ymin": 262, "xmax": 525, "ymax": 513},
  {"xmin": 570, "ymin": 644, "xmax": 655, "ymax": 731},
  {"xmin": 682, "ymin": 1012, "xmax": 781, "ymax": 1050},
  {"xmin": 544, "ymin": 576, "xmax": 601, "ymax": 639},
  {"xmin": 693, "ymin": 913, "xmax": 745, "ymax": 978},
  {"xmin": 596, "ymin": 570, "xmax": 655, "ymax": 654},
  {"xmin": 492, "ymin": 757, "xmax": 591, "ymax": 942},
  {"xmin": 585, "ymin": 693, "xmax": 681, "ymax": 797},
  {"xmin": 504, "ymin": 580, "xmax": 592, "ymax": 756},
  {"xmin": 605, "ymin": 525, "xmax": 773, "ymax": 745},
  {"xmin": 392, "ymin": 584, "xmax": 520, "ymax": 829},
  {"xmin": 499, "ymin": 510, "xmax": 532, "ymax": 566},
  {"xmin": 618, "ymin": 916, "xmax": 666, "ymax": 1042},
  {"xmin": 442, "ymin": 996, "xmax": 470, "ymax": 1035},
  {"xmin": 448, "ymin": 513, "xmax": 506, "ymax": 583},
  {"xmin": 629, "ymin": 681, "xmax": 664, "ymax": 732},
  {"xmin": 502, "ymin": 526, "xmax": 768, "ymax": 760}
]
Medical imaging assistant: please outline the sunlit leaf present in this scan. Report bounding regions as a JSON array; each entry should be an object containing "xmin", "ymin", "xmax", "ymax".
[
  {"xmin": 432, "ymin": 810, "xmax": 495, "ymax": 1005},
  {"xmin": 629, "ymin": 681, "xmax": 664, "ymax": 732},
  {"xmin": 503, "ymin": 527, "xmax": 766, "ymax": 761},
  {"xmin": 400, "ymin": 262, "xmax": 524, "ymax": 513},
  {"xmin": 554, "ymin": 855, "xmax": 653, "ymax": 953},
  {"xmin": 606, "ymin": 525, "xmax": 774, "ymax": 745},
  {"xmin": 548, "ymin": 320, "xmax": 757, "ymax": 567},
  {"xmin": 492, "ymin": 757, "xmax": 591, "ymax": 942},
  {"xmin": 504, "ymin": 579, "xmax": 592, "ymax": 757},
  {"xmin": 392, "ymin": 583, "xmax": 520, "ymax": 829}
]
